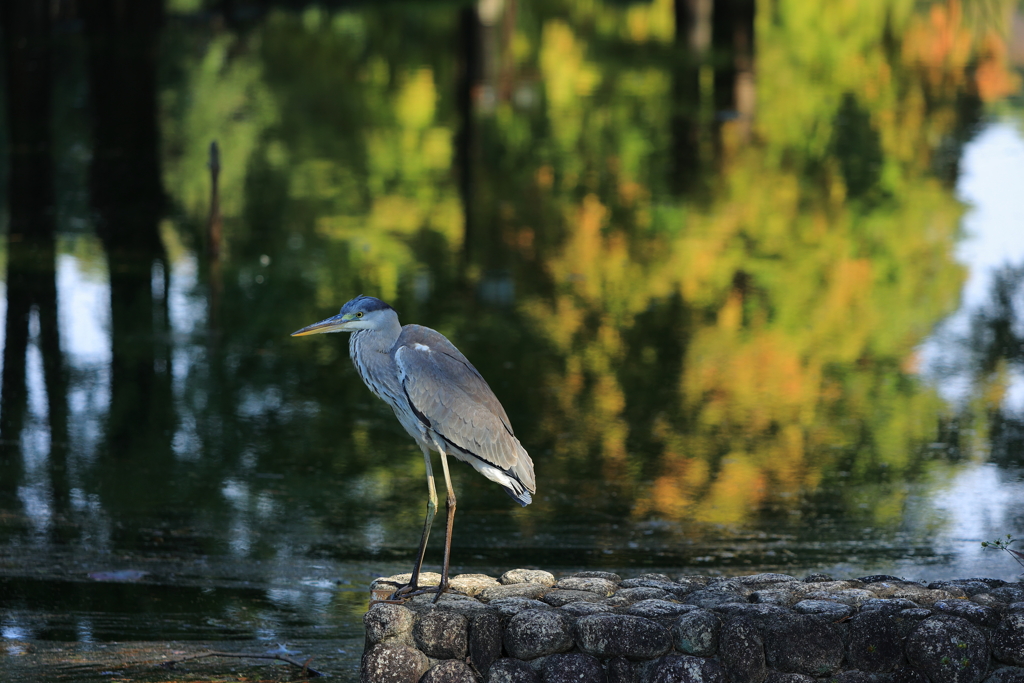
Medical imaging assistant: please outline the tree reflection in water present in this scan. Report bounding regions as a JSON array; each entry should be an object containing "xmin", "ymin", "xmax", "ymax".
[
  {"xmin": 963, "ymin": 262, "xmax": 1024, "ymax": 467},
  {"xmin": 0, "ymin": 0, "xmax": 1022, "ymax": 651}
]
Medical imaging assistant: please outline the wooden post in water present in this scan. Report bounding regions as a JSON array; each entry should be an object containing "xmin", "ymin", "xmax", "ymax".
[{"xmin": 207, "ymin": 140, "xmax": 223, "ymax": 331}]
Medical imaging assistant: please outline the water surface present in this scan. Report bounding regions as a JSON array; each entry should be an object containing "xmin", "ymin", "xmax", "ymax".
[{"xmin": 2, "ymin": 0, "xmax": 1024, "ymax": 679}]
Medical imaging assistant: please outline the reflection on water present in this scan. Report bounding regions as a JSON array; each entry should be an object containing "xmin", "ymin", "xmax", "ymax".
[
  {"xmin": 1, "ymin": 0, "xmax": 1024, "ymax": 674},
  {"xmin": 920, "ymin": 121, "xmax": 1024, "ymax": 469}
]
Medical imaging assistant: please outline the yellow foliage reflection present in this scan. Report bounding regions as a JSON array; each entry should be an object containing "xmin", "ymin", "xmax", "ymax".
[{"xmin": 157, "ymin": 0, "xmax": 1020, "ymax": 535}]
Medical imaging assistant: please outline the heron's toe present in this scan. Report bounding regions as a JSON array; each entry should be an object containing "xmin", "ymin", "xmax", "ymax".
[{"xmin": 369, "ymin": 596, "xmax": 410, "ymax": 606}]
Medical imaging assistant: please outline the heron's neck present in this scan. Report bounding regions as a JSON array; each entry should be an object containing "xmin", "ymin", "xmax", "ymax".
[
  {"xmin": 348, "ymin": 315, "xmax": 402, "ymax": 357},
  {"xmin": 348, "ymin": 318, "xmax": 402, "ymax": 400},
  {"xmin": 349, "ymin": 328, "xmax": 393, "ymax": 356}
]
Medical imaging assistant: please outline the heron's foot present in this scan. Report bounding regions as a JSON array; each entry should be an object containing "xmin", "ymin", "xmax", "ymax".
[
  {"xmin": 392, "ymin": 582, "xmax": 437, "ymax": 599},
  {"xmin": 369, "ymin": 580, "xmax": 465, "ymax": 606},
  {"xmin": 431, "ymin": 579, "xmax": 450, "ymax": 604},
  {"xmin": 369, "ymin": 596, "xmax": 412, "ymax": 605},
  {"xmin": 369, "ymin": 582, "xmax": 442, "ymax": 605}
]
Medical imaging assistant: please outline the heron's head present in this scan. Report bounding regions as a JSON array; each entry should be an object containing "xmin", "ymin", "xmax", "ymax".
[{"xmin": 290, "ymin": 296, "xmax": 397, "ymax": 336}]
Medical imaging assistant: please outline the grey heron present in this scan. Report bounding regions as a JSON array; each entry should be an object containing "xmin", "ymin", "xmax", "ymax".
[{"xmin": 291, "ymin": 295, "xmax": 536, "ymax": 601}]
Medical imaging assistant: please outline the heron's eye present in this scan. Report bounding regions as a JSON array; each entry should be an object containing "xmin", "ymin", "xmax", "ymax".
[{"xmin": 356, "ymin": 311, "xmax": 363, "ymax": 318}]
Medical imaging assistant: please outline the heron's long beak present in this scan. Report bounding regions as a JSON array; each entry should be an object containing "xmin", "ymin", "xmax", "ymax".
[{"xmin": 290, "ymin": 312, "xmax": 355, "ymax": 336}]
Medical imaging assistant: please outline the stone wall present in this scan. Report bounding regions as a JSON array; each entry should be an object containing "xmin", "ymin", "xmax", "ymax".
[{"xmin": 361, "ymin": 570, "xmax": 1024, "ymax": 683}]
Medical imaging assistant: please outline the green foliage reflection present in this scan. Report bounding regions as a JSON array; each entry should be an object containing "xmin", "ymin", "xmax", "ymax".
[{"xmin": 157, "ymin": 0, "xmax": 1019, "ymax": 548}]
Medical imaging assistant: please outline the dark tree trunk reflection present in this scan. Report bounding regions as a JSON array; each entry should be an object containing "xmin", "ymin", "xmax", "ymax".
[
  {"xmin": 714, "ymin": 0, "xmax": 755, "ymax": 140},
  {"xmin": 0, "ymin": 0, "xmax": 70, "ymax": 513},
  {"xmin": 672, "ymin": 0, "xmax": 756, "ymax": 196},
  {"xmin": 456, "ymin": 5, "xmax": 481, "ymax": 274},
  {"xmin": 671, "ymin": 0, "xmax": 711, "ymax": 196},
  {"xmin": 82, "ymin": 0, "xmax": 175, "ymax": 513}
]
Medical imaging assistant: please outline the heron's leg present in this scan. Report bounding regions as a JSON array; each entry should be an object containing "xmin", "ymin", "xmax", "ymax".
[
  {"xmin": 388, "ymin": 445, "xmax": 438, "ymax": 601},
  {"xmin": 433, "ymin": 442, "xmax": 457, "ymax": 604},
  {"xmin": 410, "ymin": 445, "xmax": 438, "ymax": 586}
]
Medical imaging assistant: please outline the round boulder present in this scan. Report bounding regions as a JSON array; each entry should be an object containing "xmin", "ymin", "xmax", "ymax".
[
  {"xmin": 562, "ymin": 602, "xmax": 615, "ymax": 616},
  {"xmin": 715, "ymin": 603, "xmax": 789, "ymax": 621},
  {"xmin": 504, "ymin": 609, "xmax": 574, "ymax": 660},
  {"xmin": 556, "ymin": 576, "xmax": 619, "ymax": 595},
  {"xmin": 620, "ymin": 578, "xmax": 681, "ymax": 592},
  {"xmin": 863, "ymin": 582, "xmax": 954, "ymax": 606},
  {"xmin": 992, "ymin": 612, "xmax": 1024, "ymax": 666},
  {"xmin": 792, "ymin": 600, "xmax": 854, "ymax": 621},
  {"xmin": 488, "ymin": 658, "xmax": 542, "ymax": 683},
  {"xmin": 749, "ymin": 589, "xmax": 798, "ymax": 606},
  {"xmin": 501, "ymin": 569, "xmax": 557, "ymax": 587},
  {"xmin": 801, "ymin": 589, "xmax": 876, "ymax": 607},
  {"xmin": 413, "ymin": 608, "xmax": 468, "ymax": 659},
  {"xmin": 570, "ymin": 571, "xmax": 623, "ymax": 583},
  {"xmin": 683, "ymin": 588, "xmax": 747, "ymax": 609},
  {"xmin": 422, "ymin": 660, "xmax": 477, "ymax": 683},
  {"xmin": 739, "ymin": 573, "xmax": 800, "ymax": 588},
  {"xmin": 607, "ymin": 587, "xmax": 670, "ymax": 607},
  {"xmin": 541, "ymin": 653, "xmax": 606, "ymax": 683},
  {"xmin": 860, "ymin": 602, "xmax": 925, "ymax": 618},
  {"xmin": 490, "ymin": 597, "xmax": 553, "ymax": 618},
  {"xmin": 626, "ymin": 600, "xmax": 697, "ymax": 619},
  {"xmin": 983, "ymin": 668, "xmax": 1024, "ymax": 683},
  {"xmin": 832, "ymin": 672, "xmax": 897, "ymax": 683},
  {"xmin": 608, "ymin": 657, "xmax": 637, "ymax": 683},
  {"xmin": 930, "ymin": 580, "xmax": 999, "ymax": 597},
  {"xmin": 364, "ymin": 603, "xmax": 415, "ymax": 644},
  {"xmin": 894, "ymin": 668, "xmax": 932, "ymax": 683},
  {"xmin": 574, "ymin": 614, "xmax": 672, "ymax": 660},
  {"xmin": 720, "ymin": 616, "xmax": 766, "ymax": 683},
  {"xmin": 991, "ymin": 586, "xmax": 1024, "ymax": 604},
  {"xmin": 672, "ymin": 609, "xmax": 721, "ymax": 656},
  {"xmin": 470, "ymin": 611, "xmax": 503, "ymax": 675},
  {"xmin": 675, "ymin": 575, "xmax": 712, "ymax": 590},
  {"xmin": 543, "ymin": 589, "xmax": 605, "ymax": 607},
  {"xmin": 764, "ymin": 674, "xmax": 815, "ymax": 683},
  {"xmin": 761, "ymin": 611, "xmax": 843, "ymax": 676},
  {"xmin": 906, "ymin": 615, "xmax": 989, "ymax": 683},
  {"xmin": 361, "ymin": 642, "xmax": 429, "ymax": 683},
  {"xmin": 481, "ymin": 582, "xmax": 551, "ymax": 602},
  {"xmin": 644, "ymin": 654, "xmax": 727, "ymax": 683},
  {"xmin": 934, "ymin": 601, "xmax": 999, "ymax": 628},
  {"xmin": 900, "ymin": 608, "xmax": 936, "ymax": 623},
  {"xmin": 846, "ymin": 610, "xmax": 906, "ymax": 672},
  {"xmin": 450, "ymin": 573, "xmax": 501, "ymax": 596},
  {"xmin": 428, "ymin": 592, "xmax": 495, "ymax": 616}
]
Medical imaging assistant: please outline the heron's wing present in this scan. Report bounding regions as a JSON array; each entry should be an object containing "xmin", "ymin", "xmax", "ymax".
[
  {"xmin": 393, "ymin": 325, "xmax": 535, "ymax": 492},
  {"xmin": 395, "ymin": 325, "xmax": 514, "ymax": 434}
]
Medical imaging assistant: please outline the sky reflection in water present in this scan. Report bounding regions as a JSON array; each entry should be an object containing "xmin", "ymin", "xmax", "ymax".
[{"xmin": 1, "ymin": 0, "xmax": 1024, "ymax": 662}]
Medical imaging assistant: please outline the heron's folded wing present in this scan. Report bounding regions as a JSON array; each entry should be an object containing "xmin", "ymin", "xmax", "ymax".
[{"xmin": 394, "ymin": 326, "xmax": 532, "ymax": 486}]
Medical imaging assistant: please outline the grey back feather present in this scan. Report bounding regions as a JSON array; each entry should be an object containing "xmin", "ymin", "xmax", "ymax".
[{"xmin": 393, "ymin": 325, "xmax": 536, "ymax": 495}]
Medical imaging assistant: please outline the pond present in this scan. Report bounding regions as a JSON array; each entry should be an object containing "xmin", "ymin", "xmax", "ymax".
[{"xmin": 1, "ymin": 0, "xmax": 1023, "ymax": 680}]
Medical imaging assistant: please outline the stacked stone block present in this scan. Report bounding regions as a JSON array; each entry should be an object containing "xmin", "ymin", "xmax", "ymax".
[{"xmin": 361, "ymin": 570, "xmax": 1024, "ymax": 683}]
